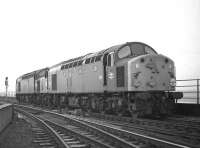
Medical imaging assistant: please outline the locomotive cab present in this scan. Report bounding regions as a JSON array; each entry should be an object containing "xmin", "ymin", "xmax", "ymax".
[
  {"xmin": 103, "ymin": 42, "xmax": 158, "ymax": 92},
  {"xmin": 102, "ymin": 42, "xmax": 182, "ymax": 117}
]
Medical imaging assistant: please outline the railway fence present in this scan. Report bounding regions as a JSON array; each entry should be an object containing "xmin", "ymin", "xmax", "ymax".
[{"xmin": 0, "ymin": 91, "xmax": 15, "ymax": 97}]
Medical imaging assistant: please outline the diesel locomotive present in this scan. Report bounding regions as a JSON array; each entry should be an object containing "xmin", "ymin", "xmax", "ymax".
[{"xmin": 16, "ymin": 42, "xmax": 183, "ymax": 117}]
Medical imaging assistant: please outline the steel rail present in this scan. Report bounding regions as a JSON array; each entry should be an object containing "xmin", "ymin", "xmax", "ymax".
[
  {"xmin": 176, "ymin": 79, "xmax": 200, "ymax": 81},
  {"xmin": 15, "ymin": 105, "xmax": 139, "ymax": 148},
  {"xmin": 39, "ymin": 116, "xmax": 116, "ymax": 148},
  {"xmin": 15, "ymin": 104, "xmax": 191, "ymax": 148},
  {"xmin": 15, "ymin": 108, "xmax": 70, "ymax": 148},
  {"xmin": 66, "ymin": 114, "xmax": 192, "ymax": 148}
]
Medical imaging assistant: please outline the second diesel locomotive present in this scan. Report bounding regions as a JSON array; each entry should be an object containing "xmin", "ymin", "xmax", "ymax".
[{"xmin": 16, "ymin": 42, "xmax": 183, "ymax": 117}]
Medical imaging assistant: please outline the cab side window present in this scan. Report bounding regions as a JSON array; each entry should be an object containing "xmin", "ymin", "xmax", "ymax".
[
  {"xmin": 107, "ymin": 52, "xmax": 114, "ymax": 67},
  {"xmin": 18, "ymin": 82, "xmax": 21, "ymax": 92},
  {"xmin": 107, "ymin": 54, "xmax": 111, "ymax": 66}
]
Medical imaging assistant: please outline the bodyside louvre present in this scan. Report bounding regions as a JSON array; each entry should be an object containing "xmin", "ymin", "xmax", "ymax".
[
  {"xmin": 116, "ymin": 66, "xmax": 125, "ymax": 87},
  {"xmin": 52, "ymin": 74, "xmax": 57, "ymax": 91}
]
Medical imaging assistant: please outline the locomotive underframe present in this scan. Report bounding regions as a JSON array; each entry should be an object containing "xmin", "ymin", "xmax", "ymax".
[{"xmin": 16, "ymin": 91, "xmax": 182, "ymax": 117}]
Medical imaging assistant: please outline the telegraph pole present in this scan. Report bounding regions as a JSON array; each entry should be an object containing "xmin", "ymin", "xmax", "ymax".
[{"xmin": 5, "ymin": 77, "xmax": 8, "ymax": 97}]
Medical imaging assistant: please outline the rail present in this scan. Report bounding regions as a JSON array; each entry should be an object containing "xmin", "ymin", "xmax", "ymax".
[
  {"xmin": 176, "ymin": 79, "xmax": 200, "ymax": 104},
  {"xmin": 15, "ymin": 104, "xmax": 192, "ymax": 148},
  {"xmin": 15, "ymin": 108, "xmax": 69, "ymax": 148}
]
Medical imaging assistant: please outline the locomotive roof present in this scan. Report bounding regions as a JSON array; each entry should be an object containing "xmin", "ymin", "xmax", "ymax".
[
  {"xmin": 49, "ymin": 53, "xmax": 92, "ymax": 69},
  {"xmin": 21, "ymin": 70, "xmax": 36, "ymax": 79},
  {"xmin": 98, "ymin": 44, "xmax": 124, "ymax": 54},
  {"xmin": 49, "ymin": 42, "xmax": 157, "ymax": 70},
  {"xmin": 16, "ymin": 41, "xmax": 158, "ymax": 82},
  {"xmin": 35, "ymin": 67, "xmax": 49, "ymax": 79},
  {"xmin": 59, "ymin": 44, "xmax": 124, "ymax": 66},
  {"xmin": 21, "ymin": 67, "xmax": 48, "ymax": 80},
  {"xmin": 59, "ymin": 42, "xmax": 149, "ymax": 68}
]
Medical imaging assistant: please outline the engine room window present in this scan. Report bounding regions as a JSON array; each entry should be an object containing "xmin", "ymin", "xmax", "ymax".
[
  {"xmin": 118, "ymin": 46, "xmax": 131, "ymax": 59},
  {"xmin": 95, "ymin": 55, "xmax": 102, "ymax": 62},
  {"xmin": 65, "ymin": 64, "xmax": 69, "ymax": 69},
  {"xmin": 69, "ymin": 63, "xmax": 73, "ymax": 68},
  {"xmin": 73, "ymin": 61, "xmax": 78, "ymax": 67},
  {"xmin": 85, "ymin": 58, "xmax": 91, "ymax": 64},
  {"xmin": 78, "ymin": 60, "xmax": 83, "ymax": 66},
  {"xmin": 91, "ymin": 57, "xmax": 95, "ymax": 63}
]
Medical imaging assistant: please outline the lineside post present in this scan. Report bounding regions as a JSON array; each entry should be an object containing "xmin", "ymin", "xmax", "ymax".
[{"xmin": 5, "ymin": 77, "xmax": 8, "ymax": 97}]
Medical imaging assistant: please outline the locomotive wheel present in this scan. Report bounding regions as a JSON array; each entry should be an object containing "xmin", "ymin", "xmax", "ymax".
[{"xmin": 128, "ymin": 103, "xmax": 139, "ymax": 118}]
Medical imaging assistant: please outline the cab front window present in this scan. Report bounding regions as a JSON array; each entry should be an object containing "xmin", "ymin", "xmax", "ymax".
[
  {"xmin": 130, "ymin": 43, "xmax": 145, "ymax": 56},
  {"xmin": 117, "ymin": 43, "xmax": 157, "ymax": 61},
  {"xmin": 145, "ymin": 46, "xmax": 156, "ymax": 54},
  {"xmin": 117, "ymin": 46, "xmax": 131, "ymax": 59}
]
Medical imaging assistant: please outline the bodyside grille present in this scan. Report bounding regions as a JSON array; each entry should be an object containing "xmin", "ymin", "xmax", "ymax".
[
  {"xmin": 116, "ymin": 66, "xmax": 125, "ymax": 87},
  {"xmin": 52, "ymin": 74, "xmax": 57, "ymax": 90}
]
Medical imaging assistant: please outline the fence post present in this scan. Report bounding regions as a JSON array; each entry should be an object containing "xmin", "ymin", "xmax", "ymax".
[{"xmin": 197, "ymin": 79, "xmax": 199, "ymax": 104}]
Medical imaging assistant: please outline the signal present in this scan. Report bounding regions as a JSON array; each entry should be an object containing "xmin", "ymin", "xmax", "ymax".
[{"xmin": 5, "ymin": 77, "xmax": 8, "ymax": 96}]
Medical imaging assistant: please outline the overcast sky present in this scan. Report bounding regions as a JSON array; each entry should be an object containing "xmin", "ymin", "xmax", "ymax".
[{"xmin": 0, "ymin": 0, "xmax": 199, "ymax": 92}]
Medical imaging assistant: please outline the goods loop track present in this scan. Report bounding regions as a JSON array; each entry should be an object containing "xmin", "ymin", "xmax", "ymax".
[{"xmin": 14, "ymin": 104, "xmax": 192, "ymax": 148}]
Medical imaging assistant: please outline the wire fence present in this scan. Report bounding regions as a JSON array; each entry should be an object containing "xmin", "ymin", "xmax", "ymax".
[
  {"xmin": 0, "ymin": 91, "xmax": 16, "ymax": 97},
  {"xmin": 176, "ymin": 79, "xmax": 200, "ymax": 104}
]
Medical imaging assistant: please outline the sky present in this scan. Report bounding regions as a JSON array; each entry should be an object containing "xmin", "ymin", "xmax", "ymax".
[{"xmin": 0, "ymin": 0, "xmax": 199, "ymax": 92}]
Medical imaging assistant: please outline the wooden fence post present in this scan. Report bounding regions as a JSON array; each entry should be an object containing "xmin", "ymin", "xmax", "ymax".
[{"xmin": 197, "ymin": 79, "xmax": 199, "ymax": 104}]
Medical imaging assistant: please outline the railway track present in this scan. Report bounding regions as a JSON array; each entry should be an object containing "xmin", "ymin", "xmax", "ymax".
[
  {"xmin": 89, "ymin": 112, "xmax": 200, "ymax": 130},
  {"xmin": 15, "ymin": 108, "xmax": 68, "ymax": 148},
  {"xmin": 15, "ymin": 108, "xmax": 118, "ymax": 148},
  {"xmin": 58, "ymin": 114, "xmax": 200, "ymax": 148},
  {"xmin": 14, "ymin": 104, "xmax": 192, "ymax": 148},
  {"xmin": 85, "ymin": 113, "xmax": 200, "ymax": 146}
]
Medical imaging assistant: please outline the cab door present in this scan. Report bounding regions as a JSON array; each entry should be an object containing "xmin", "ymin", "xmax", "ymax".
[
  {"xmin": 103, "ymin": 52, "xmax": 115, "ymax": 91},
  {"xmin": 37, "ymin": 80, "xmax": 40, "ymax": 92}
]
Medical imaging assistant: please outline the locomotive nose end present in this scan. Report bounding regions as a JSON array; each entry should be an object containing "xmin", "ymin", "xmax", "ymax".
[{"xmin": 128, "ymin": 54, "xmax": 176, "ymax": 91}]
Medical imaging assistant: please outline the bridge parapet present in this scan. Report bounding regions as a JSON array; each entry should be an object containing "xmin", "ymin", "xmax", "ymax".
[{"xmin": 0, "ymin": 103, "xmax": 13, "ymax": 134}]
